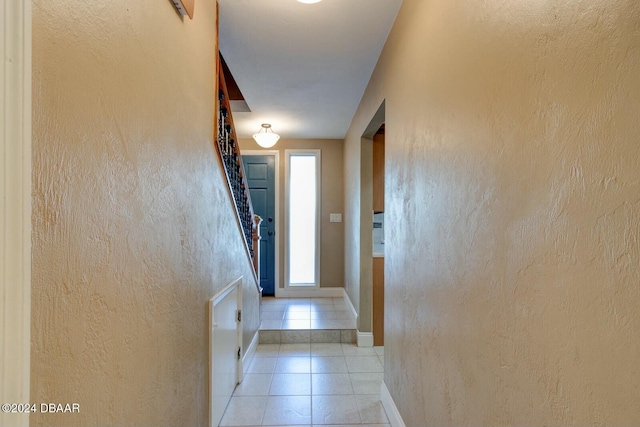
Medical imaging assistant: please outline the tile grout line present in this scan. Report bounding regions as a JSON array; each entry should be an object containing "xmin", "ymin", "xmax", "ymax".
[{"xmin": 309, "ymin": 353, "xmax": 313, "ymax": 426}]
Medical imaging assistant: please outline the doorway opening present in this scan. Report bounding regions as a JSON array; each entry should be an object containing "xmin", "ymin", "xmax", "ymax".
[{"xmin": 360, "ymin": 101, "xmax": 385, "ymax": 347}]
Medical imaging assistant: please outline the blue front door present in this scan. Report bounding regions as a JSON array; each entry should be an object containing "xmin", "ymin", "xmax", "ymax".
[{"xmin": 242, "ymin": 155, "xmax": 276, "ymax": 296}]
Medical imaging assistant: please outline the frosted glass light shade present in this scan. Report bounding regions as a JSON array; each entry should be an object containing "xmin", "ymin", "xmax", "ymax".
[
  {"xmin": 297, "ymin": 0, "xmax": 322, "ymax": 3},
  {"xmin": 252, "ymin": 124, "xmax": 280, "ymax": 148}
]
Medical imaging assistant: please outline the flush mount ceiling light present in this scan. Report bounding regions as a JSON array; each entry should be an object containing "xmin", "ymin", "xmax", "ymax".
[
  {"xmin": 297, "ymin": 0, "xmax": 322, "ymax": 3},
  {"xmin": 252, "ymin": 124, "xmax": 280, "ymax": 148}
]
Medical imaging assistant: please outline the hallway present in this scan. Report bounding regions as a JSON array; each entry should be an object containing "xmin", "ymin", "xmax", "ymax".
[
  {"xmin": 220, "ymin": 343, "xmax": 388, "ymax": 426},
  {"xmin": 9, "ymin": 0, "xmax": 639, "ymax": 426}
]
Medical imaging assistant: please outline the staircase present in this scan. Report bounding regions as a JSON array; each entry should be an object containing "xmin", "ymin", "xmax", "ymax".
[{"xmin": 216, "ymin": 53, "xmax": 261, "ymax": 284}]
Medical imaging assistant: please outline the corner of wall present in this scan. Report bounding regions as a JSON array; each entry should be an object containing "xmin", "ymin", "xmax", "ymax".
[
  {"xmin": 1, "ymin": 2, "xmax": 32, "ymax": 426},
  {"xmin": 343, "ymin": 289, "xmax": 358, "ymax": 323}
]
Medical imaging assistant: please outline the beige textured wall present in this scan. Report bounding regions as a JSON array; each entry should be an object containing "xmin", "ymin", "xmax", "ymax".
[
  {"xmin": 31, "ymin": 1, "xmax": 260, "ymax": 426},
  {"xmin": 344, "ymin": 140, "xmax": 361, "ymax": 315},
  {"xmin": 240, "ymin": 138, "xmax": 345, "ymax": 290},
  {"xmin": 357, "ymin": 139, "xmax": 373, "ymax": 332},
  {"xmin": 345, "ymin": 0, "xmax": 640, "ymax": 425}
]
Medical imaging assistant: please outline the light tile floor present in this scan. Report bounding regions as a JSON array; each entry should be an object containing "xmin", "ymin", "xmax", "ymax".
[
  {"xmin": 220, "ymin": 343, "xmax": 388, "ymax": 427},
  {"xmin": 260, "ymin": 298, "xmax": 356, "ymax": 331}
]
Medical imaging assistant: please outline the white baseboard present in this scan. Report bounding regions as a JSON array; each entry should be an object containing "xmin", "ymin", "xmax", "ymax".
[
  {"xmin": 357, "ymin": 331, "xmax": 373, "ymax": 347},
  {"xmin": 343, "ymin": 291, "xmax": 358, "ymax": 322},
  {"xmin": 381, "ymin": 381, "xmax": 406, "ymax": 427},
  {"xmin": 242, "ymin": 329, "xmax": 259, "ymax": 376},
  {"xmin": 275, "ymin": 286, "xmax": 345, "ymax": 298},
  {"xmin": 342, "ymin": 293, "xmax": 368, "ymax": 346}
]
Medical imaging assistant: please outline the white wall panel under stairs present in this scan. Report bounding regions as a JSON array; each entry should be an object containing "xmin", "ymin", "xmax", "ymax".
[{"xmin": 210, "ymin": 277, "xmax": 243, "ymax": 427}]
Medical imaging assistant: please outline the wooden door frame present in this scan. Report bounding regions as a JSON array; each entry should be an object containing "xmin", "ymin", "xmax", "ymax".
[
  {"xmin": 241, "ymin": 150, "xmax": 280, "ymax": 295},
  {"xmin": 1, "ymin": 1, "xmax": 32, "ymax": 426},
  {"xmin": 359, "ymin": 101, "xmax": 385, "ymax": 347}
]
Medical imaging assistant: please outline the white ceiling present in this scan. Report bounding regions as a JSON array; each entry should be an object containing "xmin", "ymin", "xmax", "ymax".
[{"xmin": 218, "ymin": 0, "xmax": 403, "ymax": 139}]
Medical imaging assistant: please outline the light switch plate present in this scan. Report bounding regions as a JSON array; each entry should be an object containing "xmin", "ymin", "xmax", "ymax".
[{"xmin": 329, "ymin": 213, "xmax": 342, "ymax": 223}]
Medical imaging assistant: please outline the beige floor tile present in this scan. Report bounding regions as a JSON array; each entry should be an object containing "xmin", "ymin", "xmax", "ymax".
[
  {"xmin": 219, "ymin": 396, "xmax": 267, "ymax": 426},
  {"xmin": 310, "ymin": 304, "xmax": 337, "ymax": 312},
  {"xmin": 222, "ymin": 297, "xmax": 386, "ymax": 426},
  {"xmin": 310, "ymin": 343, "xmax": 344, "ymax": 356},
  {"xmin": 282, "ymin": 319, "xmax": 312, "ymax": 330},
  {"xmin": 232, "ymin": 373, "xmax": 272, "ymax": 396},
  {"xmin": 262, "ymin": 304, "xmax": 288, "ymax": 312},
  {"xmin": 345, "ymin": 356, "xmax": 383, "ymax": 373},
  {"xmin": 311, "ymin": 356, "xmax": 348, "ymax": 373},
  {"xmin": 356, "ymin": 394, "xmax": 389, "ymax": 424},
  {"xmin": 285, "ymin": 311, "xmax": 312, "ymax": 320},
  {"xmin": 275, "ymin": 356, "xmax": 311, "ymax": 373},
  {"xmin": 289, "ymin": 297, "xmax": 310, "ymax": 303},
  {"xmin": 254, "ymin": 344, "xmax": 280, "ymax": 357},
  {"xmin": 349, "ymin": 372, "xmax": 384, "ymax": 395},
  {"xmin": 286, "ymin": 304, "xmax": 311, "ymax": 312},
  {"xmin": 341, "ymin": 344, "xmax": 377, "ymax": 356},
  {"xmin": 262, "ymin": 396, "xmax": 311, "ymax": 426},
  {"xmin": 310, "ymin": 311, "xmax": 339, "ymax": 320},
  {"xmin": 279, "ymin": 343, "xmax": 311, "ymax": 356},
  {"xmin": 260, "ymin": 319, "xmax": 283, "ymax": 330},
  {"xmin": 270, "ymin": 373, "xmax": 311, "ymax": 395},
  {"xmin": 261, "ymin": 311, "xmax": 285, "ymax": 320},
  {"xmin": 312, "ymin": 373, "xmax": 354, "ymax": 395},
  {"xmin": 333, "ymin": 310, "xmax": 356, "ymax": 320},
  {"xmin": 310, "ymin": 297, "xmax": 334, "ymax": 305},
  {"xmin": 247, "ymin": 357, "xmax": 277, "ymax": 374},
  {"xmin": 319, "ymin": 425, "xmax": 389, "ymax": 427},
  {"xmin": 262, "ymin": 302, "xmax": 288, "ymax": 311},
  {"xmin": 312, "ymin": 395, "xmax": 361, "ymax": 425}
]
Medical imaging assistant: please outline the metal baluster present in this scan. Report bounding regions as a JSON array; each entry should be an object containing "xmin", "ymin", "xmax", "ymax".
[
  {"xmin": 225, "ymin": 124, "xmax": 231, "ymax": 158},
  {"xmin": 228, "ymin": 138, "xmax": 234, "ymax": 173},
  {"xmin": 220, "ymin": 107, "xmax": 227, "ymax": 143},
  {"xmin": 218, "ymin": 106, "xmax": 224, "ymax": 153},
  {"xmin": 218, "ymin": 87, "xmax": 256, "ymax": 258},
  {"xmin": 218, "ymin": 90, "xmax": 224, "ymax": 152}
]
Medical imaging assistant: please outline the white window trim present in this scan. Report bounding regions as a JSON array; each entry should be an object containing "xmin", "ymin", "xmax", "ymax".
[
  {"xmin": 284, "ymin": 149, "xmax": 321, "ymax": 290},
  {"xmin": 1, "ymin": 1, "xmax": 32, "ymax": 426}
]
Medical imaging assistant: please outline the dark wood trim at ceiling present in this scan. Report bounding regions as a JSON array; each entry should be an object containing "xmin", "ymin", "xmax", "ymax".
[{"xmin": 219, "ymin": 53, "xmax": 246, "ymax": 102}]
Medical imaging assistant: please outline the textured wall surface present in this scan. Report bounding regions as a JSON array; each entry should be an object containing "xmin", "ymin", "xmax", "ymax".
[
  {"xmin": 345, "ymin": 0, "xmax": 640, "ymax": 425},
  {"xmin": 357, "ymin": 139, "xmax": 373, "ymax": 332},
  {"xmin": 344, "ymin": 137, "xmax": 362, "ymax": 316},
  {"xmin": 240, "ymin": 138, "xmax": 345, "ymax": 290},
  {"xmin": 31, "ymin": 0, "xmax": 260, "ymax": 425}
]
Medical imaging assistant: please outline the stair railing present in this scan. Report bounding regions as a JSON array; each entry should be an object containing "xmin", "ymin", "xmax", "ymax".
[{"xmin": 216, "ymin": 57, "xmax": 261, "ymax": 286}]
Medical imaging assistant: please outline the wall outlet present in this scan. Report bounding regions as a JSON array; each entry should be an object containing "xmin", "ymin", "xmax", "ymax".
[{"xmin": 329, "ymin": 213, "xmax": 342, "ymax": 223}]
